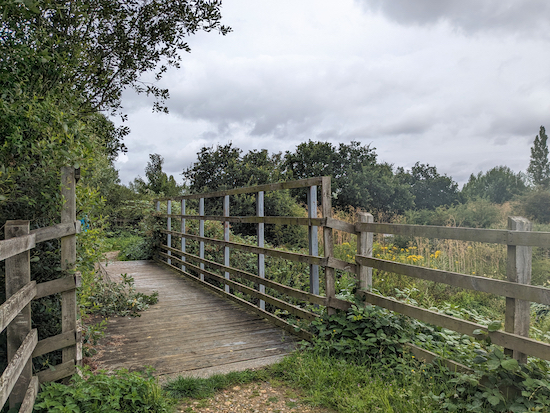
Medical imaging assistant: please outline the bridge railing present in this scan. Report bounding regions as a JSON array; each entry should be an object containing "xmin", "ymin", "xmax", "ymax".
[
  {"xmin": 154, "ymin": 177, "xmax": 550, "ymax": 365},
  {"xmin": 0, "ymin": 167, "xmax": 81, "ymax": 411}
]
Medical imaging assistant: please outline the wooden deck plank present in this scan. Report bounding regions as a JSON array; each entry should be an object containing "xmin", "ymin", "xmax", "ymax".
[{"xmin": 92, "ymin": 260, "xmax": 298, "ymax": 378}]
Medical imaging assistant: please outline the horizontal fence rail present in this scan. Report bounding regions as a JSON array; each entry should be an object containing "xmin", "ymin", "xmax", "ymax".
[
  {"xmin": 0, "ymin": 167, "xmax": 81, "ymax": 411},
  {"xmin": 154, "ymin": 177, "xmax": 550, "ymax": 369}
]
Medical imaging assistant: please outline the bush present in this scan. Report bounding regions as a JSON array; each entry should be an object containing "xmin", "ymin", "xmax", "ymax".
[{"xmin": 34, "ymin": 368, "xmax": 172, "ymax": 413}]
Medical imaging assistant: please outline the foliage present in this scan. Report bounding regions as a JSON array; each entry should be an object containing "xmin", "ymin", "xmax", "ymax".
[
  {"xmin": 34, "ymin": 367, "xmax": 172, "ymax": 413},
  {"xmin": 131, "ymin": 154, "xmax": 183, "ymax": 197},
  {"xmin": 182, "ymin": 144, "xmax": 308, "ymax": 247},
  {"xmin": 527, "ymin": 126, "xmax": 550, "ymax": 189},
  {"xmin": 397, "ymin": 162, "xmax": 462, "ymax": 210},
  {"xmin": 283, "ymin": 140, "xmax": 414, "ymax": 214},
  {"xmin": 79, "ymin": 272, "xmax": 158, "ymax": 318},
  {"xmin": 164, "ymin": 369, "xmax": 267, "ymax": 400},
  {"xmin": 517, "ymin": 190, "xmax": 550, "ymax": 224},
  {"xmin": 462, "ymin": 166, "xmax": 528, "ymax": 204}
]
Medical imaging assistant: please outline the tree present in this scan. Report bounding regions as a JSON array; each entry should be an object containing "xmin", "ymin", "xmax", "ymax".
[
  {"xmin": 283, "ymin": 141, "xmax": 413, "ymax": 214},
  {"xmin": 183, "ymin": 144, "xmax": 307, "ymax": 247},
  {"xmin": 131, "ymin": 154, "xmax": 182, "ymax": 196},
  {"xmin": 527, "ymin": 126, "xmax": 550, "ymax": 189},
  {"xmin": 462, "ymin": 166, "xmax": 527, "ymax": 204},
  {"xmin": 397, "ymin": 162, "xmax": 461, "ymax": 210}
]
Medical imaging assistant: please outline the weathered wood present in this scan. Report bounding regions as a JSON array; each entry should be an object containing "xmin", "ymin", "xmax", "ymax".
[
  {"xmin": 158, "ymin": 214, "xmax": 326, "ymax": 228},
  {"xmin": 357, "ymin": 290, "xmax": 550, "ymax": 361},
  {"xmin": 60, "ymin": 167, "xmax": 78, "ymax": 366},
  {"xmin": 34, "ymin": 275, "xmax": 79, "ymax": 300},
  {"xmin": 0, "ymin": 282, "xmax": 36, "ymax": 333},
  {"xmin": 5, "ymin": 221, "xmax": 32, "ymax": 408},
  {"xmin": 36, "ymin": 360, "xmax": 76, "ymax": 384},
  {"xmin": 325, "ymin": 217, "xmax": 355, "ymax": 234},
  {"xmin": 0, "ymin": 330, "xmax": 37, "ymax": 410},
  {"xmin": 325, "ymin": 257, "xmax": 357, "ymax": 273},
  {"xmin": 505, "ymin": 217, "xmax": 532, "ymax": 362},
  {"xmin": 32, "ymin": 330, "xmax": 77, "ymax": 358},
  {"xmin": 180, "ymin": 199, "xmax": 186, "ymax": 272},
  {"xmin": 159, "ymin": 252, "xmax": 318, "ymax": 321},
  {"xmin": 406, "ymin": 343, "xmax": 473, "ymax": 374},
  {"xmin": 257, "ymin": 191, "xmax": 266, "ymax": 310},
  {"xmin": 308, "ymin": 185, "xmax": 319, "ymax": 295},
  {"xmin": 18, "ymin": 376, "xmax": 39, "ymax": 413},
  {"xmin": 156, "ymin": 259, "xmax": 313, "ymax": 341},
  {"xmin": 322, "ymin": 177, "xmax": 335, "ymax": 314},
  {"xmin": 355, "ymin": 256, "xmax": 550, "ymax": 305},
  {"xmin": 162, "ymin": 230, "xmax": 326, "ymax": 266},
  {"xmin": 355, "ymin": 222, "xmax": 550, "ymax": 247},
  {"xmin": 30, "ymin": 222, "xmax": 80, "ymax": 244},
  {"xmin": 0, "ymin": 234, "xmax": 36, "ymax": 262},
  {"xmin": 156, "ymin": 177, "xmax": 324, "ymax": 201},
  {"xmin": 357, "ymin": 212, "xmax": 374, "ymax": 291},
  {"xmin": 161, "ymin": 245, "xmax": 327, "ymax": 306}
]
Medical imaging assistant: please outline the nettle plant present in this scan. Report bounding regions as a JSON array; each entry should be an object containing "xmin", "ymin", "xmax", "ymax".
[{"xmin": 309, "ymin": 304, "xmax": 550, "ymax": 412}]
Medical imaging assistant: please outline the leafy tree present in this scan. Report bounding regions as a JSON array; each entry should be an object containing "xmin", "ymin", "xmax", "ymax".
[
  {"xmin": 183, "ymin": 144, "xmax": 307, "ymax": 247},
  {"xmin": 462, "ymin": 166, "xmax": 527, "ymax": 204},
  {"xmin": 519, "ymin": 190, "xmax": 550, "ymax": 224},
  {"xmin": 397, "ymin": 162, "xmax": 461, "ymax": 210},
  {"xmin": 527, "ymin": 126, "xmax": 550, "ymax": 189},
  {"xmin": 283, "ymin": 141, "xmax": 413, "ymax": 214},
  {"xmin": 132, "ymin": 154, "xmax": 182, "ymax": 197}
]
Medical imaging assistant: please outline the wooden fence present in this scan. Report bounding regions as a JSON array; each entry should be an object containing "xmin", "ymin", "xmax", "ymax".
[
  {"xmin": 154, "ymin": 176, "xmax": 550, "ymax": 367},
  {"xmin": 0, "ymin": 167, "xmax": 81, "ymax": 411}
]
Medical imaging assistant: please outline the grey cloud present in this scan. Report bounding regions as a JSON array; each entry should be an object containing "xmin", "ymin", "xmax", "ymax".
[{"xmin": 356, "ymin": 0, "xmax": 550, "ymax": 35}]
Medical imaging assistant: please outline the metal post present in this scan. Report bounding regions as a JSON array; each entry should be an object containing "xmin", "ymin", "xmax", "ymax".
[
  {"xmin": 224, "ymin": 195, "xmax": 230, "ymax": 293},
  {"xmin": 257, "ymin": 191, "xmax": 265, "ymax": 310},
  {"xmin": 181, "ymin": 199, "xmax": 186, "ymax": 272},
  {"xmin": 167, "ymin": 200, "xmax": 172, "ymax": 265},
  {"xmin": 308, "ymin": 185, "xmax": 319, "ymax": 295},
  {"xmin": 199, "ymin": 198, "xmax": 205, "ymax": 281}
]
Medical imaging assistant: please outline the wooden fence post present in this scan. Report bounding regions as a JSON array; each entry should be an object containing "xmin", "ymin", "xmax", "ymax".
[
  {"xmin": 60, "ymin": 167, "xmax": 78, "ymax": 369},
  {"xmin": 307, "ymin": 186, "xmax": 319, "ymax": 295},
  {"xmin": 257, "ymin": 191, "xmax": 265, "ymax": 310},
  {"xmin": 224, "ymin": 195, "xmax": 230, "ymax": 293},
  {"xmin": 321, "ymin": 177, "xmax": 335, "ymax": 314},
  {"xmin": 167, "ymin": 200, "xmax": 172, "ymax": 265},
  {"xmin": 505, "ymin": 216, "xmax": 532, "ymax": 363},
  {"xmin": 199, "ymin": 198, "xmax": 205, "ymax": 281},
  {"xmin": 5, "ymin": 220, "xmax": 32, "ymax": 408},
  {"xmin": 181, "ymin": 200, "xmax": 186, "ymax": 272},
  {"xmin": 357, "ymin": 212, "xmax": 374, "ymax": 291}
]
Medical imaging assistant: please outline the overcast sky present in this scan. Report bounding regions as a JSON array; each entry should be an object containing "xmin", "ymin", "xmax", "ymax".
[{"xmin": 114, "ymin": 0, "xmax": 550, "ymax": 187}]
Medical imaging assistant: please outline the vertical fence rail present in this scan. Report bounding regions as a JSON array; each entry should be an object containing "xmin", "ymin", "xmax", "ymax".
[
  {"xmin": 357, "ymin": 212, "xmax": 374, "ymax": 291},
  {"xmin": 505, "ymin": 216, "xmax": 532, "ymax": 363},
  {"xmin": 321, "ymin": 177, "xmax": 335, "ymax": 313},
  {"xmin": 60, "ymin": 167, "xmax": 78, "ymax": 367},
  {"xmin": 167, "ymin": 200, "xmax": 172, "ymax": 265},
  {"xmin": 257, "ymin": 191, "xmax": 265, "ymax": 310},
  {"xmin": 181, "ymin": 200, "xmax": 186, "ymax": 272},
  {"xmin": 223, "ymin": 195, "xmax": 230, "ymax": 293},
  {"xmin": 199, "ymin": 198, "xmax": 205, "ymax": 281},
  {"xmin": 5, "ymin": 221, "xmax": 32, "ymax": 409},
  {"xmin": 308, "ymin": 185, "xmax": 319, "ymax": 295}
]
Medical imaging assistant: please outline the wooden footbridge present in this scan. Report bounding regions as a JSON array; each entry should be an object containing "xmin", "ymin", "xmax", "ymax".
[
  {"xmin": 92, "ymin": 260, "xmax": 298, "ymax": 379},
  {"xmin": 4, "ymin": 171, "xmax": 550, "ymax": 410}
]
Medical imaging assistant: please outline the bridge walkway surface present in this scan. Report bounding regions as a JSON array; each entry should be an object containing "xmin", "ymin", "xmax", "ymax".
[{"xmin": 90, "ymin": 260, "xmax": 298, "ymax": 380}]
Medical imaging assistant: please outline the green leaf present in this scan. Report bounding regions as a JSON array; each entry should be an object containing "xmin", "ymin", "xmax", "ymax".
[
  {"xmin": 487, "ymin": 358, "xmax": 500, "ymax": 370},
  {"xmin": 501, "ymin": 358, "xmax": 519, "ymax": 371},
  {"xmin": 472, "ymin": 355, "xmax": 487, "ymax": 364},
  {"xmin": 487, "ymin": 395, "xmax": 501, "ymax": 406},
  {"xmin": 487, "ymin": 321, "xmax": 502, "ymax": 332}
]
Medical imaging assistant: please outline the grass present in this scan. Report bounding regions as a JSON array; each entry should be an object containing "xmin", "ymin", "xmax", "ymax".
[{"xmin": 163, "ymin": 352, "xmax": 444, "ymax": 413}]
